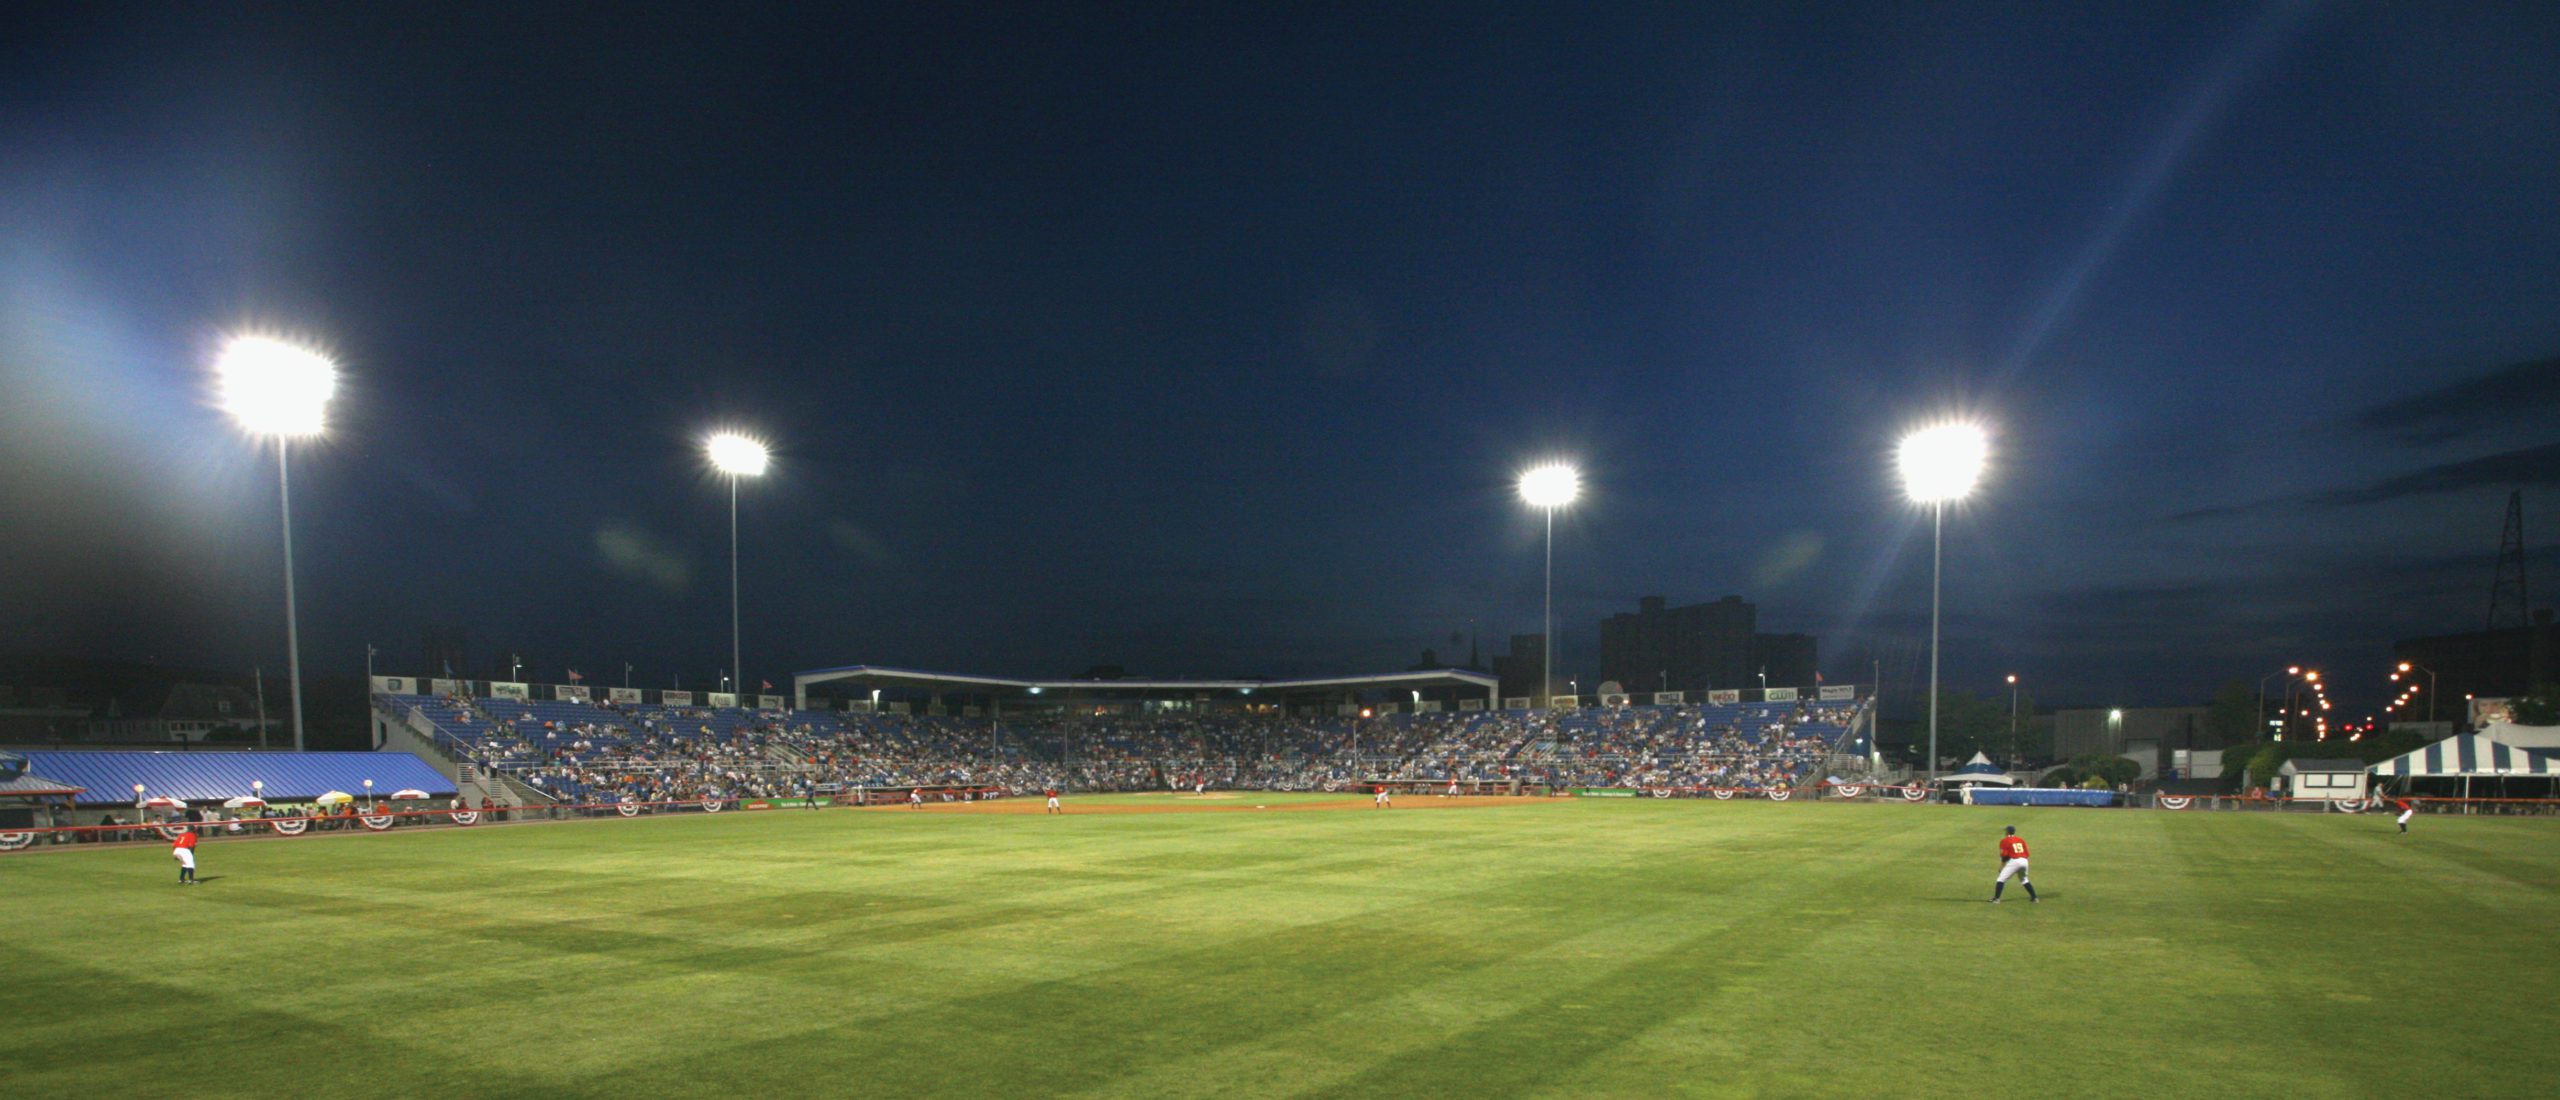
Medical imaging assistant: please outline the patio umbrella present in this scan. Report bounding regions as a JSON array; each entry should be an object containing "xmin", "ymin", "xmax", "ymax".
[
  {"xmin": 313, "ymin": 791, "xmax": 355, "ymax": 805},
  {"xmin": 140, "ymin": 795, "xmax": 183, "ymax": 809},
  {"xmin": 389, "ymin": 788, "xmax": 432, "ymax": 800},
  {"xmin": 221, "ymin": 796, "xmax": 267, "ymax": 809}
]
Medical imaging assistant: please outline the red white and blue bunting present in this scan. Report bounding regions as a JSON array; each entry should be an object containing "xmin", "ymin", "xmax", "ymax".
[
  {"xmin": 1833, "ymin": 784, "xmax": 1866, "ymax": 799},
  {"xmin": 0, "ymin": 831, "xmax": 34, "ymax": 851},
  {"xmin": 1900, "ymin": 785, "xmax": 1929, "ymax": 802},
  {"xmin": 617, "ymin": 801, "xmax": 642, "ymax": 817},
  {"xmin": 1711, "ymin": 788, "xmax": 1734, "ymax": 800},
  {"xmin": 271, "ymin": 817, "xmax": 308, "ymax": 835},
  {"xmin": 701, "ymin": 798, "xmax": 725, "ymax": 813},
  {"xmin": 359, "ymin": 813, "xmax": 395, "ymax": 831},
  {"xmin": 2157, "ymin": 795, "xmax": 2193, "ymax": 811},
  {"xmin": 1767, "ymin": 788, "xmax": 1791, "ymax": 801},
  {"xmin": 450, "ymin": 811, "xmax": 479, "ymax": 826}
]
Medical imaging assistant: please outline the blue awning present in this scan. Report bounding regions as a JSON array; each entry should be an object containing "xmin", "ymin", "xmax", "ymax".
[{"xmin": 21, "ymin": 751, "xmax": 454, "ymax": 806}]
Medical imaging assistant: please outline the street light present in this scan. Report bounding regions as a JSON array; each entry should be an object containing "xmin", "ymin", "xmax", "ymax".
[
  {"xmin": 2398, "ymin": 661, "xmax": 2438, "ymax": 725},
  {"xmin": 1517, "ymin": 462, "xmax": 1580, "ymax": 710},
  {"xmin": 2258, "ymin": 667, "xmax": 2304, "ymax": 744},
  {"xmin": 1898, "ymin": 422, "xmax": 1988, "ymax": 786},
  {"xmin": 217, "ymin": 335, "xmax": 337, "ymax": 753},
  {"xmin": 705, "ymin": 431, "xmax": 771, "ymax": 703}
]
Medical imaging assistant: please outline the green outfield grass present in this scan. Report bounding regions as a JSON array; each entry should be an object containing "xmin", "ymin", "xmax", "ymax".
[{"xmin": 3, "ymin": 798, "xmax": 2553, "ymax": 1098}]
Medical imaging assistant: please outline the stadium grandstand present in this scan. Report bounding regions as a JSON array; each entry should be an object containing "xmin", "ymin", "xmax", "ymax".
[{"xmin": 363, "ymin": 665, "xmax": 1874, "ymax": 810}]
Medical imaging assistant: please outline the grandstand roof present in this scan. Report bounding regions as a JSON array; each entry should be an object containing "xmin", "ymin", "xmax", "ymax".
[
  {"xmin": 792, "ymin": 663, "xmax": 1498, "ymax": 704},
  {"xmin": 23, "ymin": 751, "xmax": 454, "ymax": 806}
]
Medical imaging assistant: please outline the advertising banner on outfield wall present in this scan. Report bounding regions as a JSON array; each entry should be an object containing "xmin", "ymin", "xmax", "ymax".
[
  {"xmin": 431, "ymin": 678, "xmax": 467, "ymax": 696},
  {"xmin": 1601, "ymin": 693, "xmax": 1631, "ymax": 707},
  {"xmin": 1550, "ymin": 695, "xmax": 1580, "ymax": 709},
  {"xmin": 1504, "ymin": 697, "xmax": 1532, "ymax": 710},
  {"xmin": 708, "ymin": 692, "xmax": 738, "ymax": 707},
  {"xmin": 1415, "ymin": 700, "xmax": 1442, "ymax": 713},
  {"xmin": 1707, "ymin": 690, "xmax": 1741, "ymax": 705},
  {"xmin": 1574, "ymin": 788, "xmax": 1641, "ymax": 797},
  {"xmin": 1458, "ymin": 698, "xmax": 1485, "ymax": 711},
  {"xmin": 663, "ymin": 691, "xmax": 694, "ymax": 706},
  {"xmin": 758, "ymin": 694, "xmax": 786, "ymax": 710},
  {"xmin": 371, "ymin": 676, "xmax": 412, "ymax": 694},
  {"xmin": 1818, "ymin": 685, "xmax": 1855, "ymax": 701},
  {"xmin": 1653, "ymin": 691, "xmax": 1685, "ymax": 705},
  {"xmin": 555, "ymin": 684, "xmax": 590, "ymax": 702},
  {"xmin": 608, "ymin": 687, "xmax": 642, "ymax": 704},
  {"xmin": 491, "ymin": 681, "xmax": 530, "ymax": 701},
  {"xmin": 1763, "ymin": 687, "xmax": 1799, "ymax": 702}
]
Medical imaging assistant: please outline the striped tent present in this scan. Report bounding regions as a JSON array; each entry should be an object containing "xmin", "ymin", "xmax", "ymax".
[{"xmin": 2369, "ymin": 734, "xmax": 2560, "ymax": 778}]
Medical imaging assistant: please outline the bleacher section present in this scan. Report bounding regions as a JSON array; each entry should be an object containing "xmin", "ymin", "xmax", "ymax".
[{"xmin": 375, "ymin": 691, "xmax": 1870, "ymax": 798}]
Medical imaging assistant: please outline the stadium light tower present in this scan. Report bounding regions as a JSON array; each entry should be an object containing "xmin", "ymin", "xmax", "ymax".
[
  {"xmin": 705, "ymin": 431, "xmax": 770, "ymax": 700},
  {"xmin": 1897, "ymin": 422, "xmax": 1987, "ymax": 786},
  {"xmin": 1517, "ymin": 463, "xmax": 1580, "ymax": 709},
  {"xmin": 217, "ymin": 335, "xmax": 337, "ymax": 753}
]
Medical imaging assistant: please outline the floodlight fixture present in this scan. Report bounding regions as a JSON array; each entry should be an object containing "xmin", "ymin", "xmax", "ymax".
[
  {"xmin": 1896, "ymin": 422, "xmax": 1988, "ymax": 504},
  {"xmin": 705, "ymin": 432, "xmax": 770, "ymax": 477},
  {"xmin": 216, "ymin": 335, "xmax": 338, "ymax": 438},
  {"xmin": 1516, "ymin": 463, "xmax": 1580, "ymax": 509}
]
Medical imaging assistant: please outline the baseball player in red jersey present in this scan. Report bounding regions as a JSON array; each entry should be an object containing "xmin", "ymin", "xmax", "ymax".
[
  {"xmin": 2394, "ymin": 798, "xmax": 2415, "ymax": 833},
  {"xmin": 1373, "ymin": 784, "xmax": 1391, "ymax": 808},
  {"xmin": 1045, "ymin": 788, "xmax": 1061, "ymax": 815},
  {"xmin": 1991, "ymin": 825, "xmax": 2037, "ymax": 903},
  {"xmin": 171, "ymin": 827, "xmax": 199, "ymax": 885}
]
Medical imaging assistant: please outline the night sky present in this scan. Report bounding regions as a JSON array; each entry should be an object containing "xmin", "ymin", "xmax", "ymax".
[{"xmin": 4, "ymin": 3, "xmax": 2556, "ymax": 717}]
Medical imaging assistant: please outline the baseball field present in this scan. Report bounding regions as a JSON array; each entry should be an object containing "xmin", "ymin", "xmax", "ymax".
[{"xmin": 2, "ymin": 794, "xmax": 2551, "ymax": 1097}]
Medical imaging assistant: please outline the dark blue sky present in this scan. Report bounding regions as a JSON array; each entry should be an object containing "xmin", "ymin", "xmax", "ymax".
[{"xmin": 3, "ymin": 2, "xmax": 2556, "ymax": 714}]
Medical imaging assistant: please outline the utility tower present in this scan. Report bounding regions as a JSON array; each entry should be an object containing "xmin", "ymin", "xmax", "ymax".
[{"xmin": 2488, "ymin": 490, "xmax": 2530, "ymax": 630}]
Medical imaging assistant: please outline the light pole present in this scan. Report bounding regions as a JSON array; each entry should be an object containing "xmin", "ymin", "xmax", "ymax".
[
  {"xmin": 2005, "ymin": 674, "xmax": 2019, "ymax": 769},
  {"xmin": 1517, "ymin": 463, "xmax": 1580, "ymax": 710},
  {"xmin": 216, "ymin": 335, "xmax": 337, "ymax": 753},
  {"xmin": 706, "ymin": 431, "xmax": 771, "ymax": 703},
  {"xmin": 1898, "ymin": 422, "xmax": 1988, "ymax": 786},
  {"xmin": 2258, "ymin": 666, "xmax": 2299, "ymax": 742}
]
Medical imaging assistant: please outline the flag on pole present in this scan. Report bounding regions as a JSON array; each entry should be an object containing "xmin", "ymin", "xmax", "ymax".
[
  {"xmin": 760, "ymin": 680, "xmax": 772, "ymax": 691},
  {"xmin": 567, "ymin": 669, "xmax": 584, "ymax": 682}
]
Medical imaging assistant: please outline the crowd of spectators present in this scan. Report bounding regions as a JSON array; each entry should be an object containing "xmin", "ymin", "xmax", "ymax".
[{"xmin": 386, "ymin": 693, "xmax": 1865, "ymax": 801}]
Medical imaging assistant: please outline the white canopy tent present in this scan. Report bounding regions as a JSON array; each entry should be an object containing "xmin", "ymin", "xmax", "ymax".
[
  {"xmin": 1935, "ymin": 752, "xmax": 2017, "ymax": 786},
  {"xmin": 2369, "ymin": 733, "xmax": 2560, "ymax": 806},
  {"xmin": 2369, "ymin": 734, "xmax": 2560, "ymax": 779}
]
